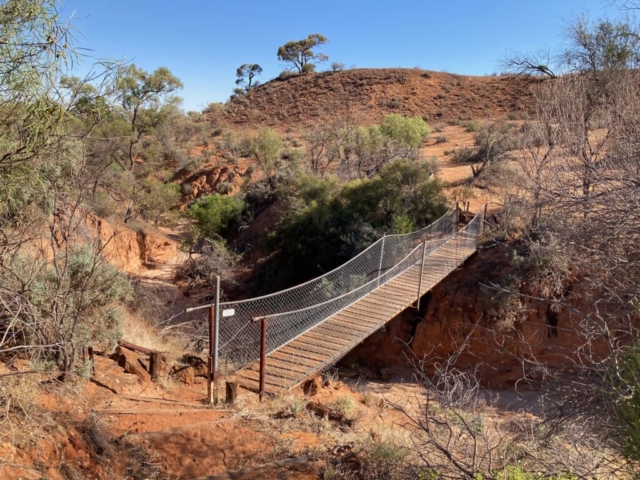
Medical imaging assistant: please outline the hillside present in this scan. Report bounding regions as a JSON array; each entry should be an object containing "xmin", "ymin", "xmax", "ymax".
[{"xmin": 222, "ymin": 68, "xmax": 538, "ymax": 129}]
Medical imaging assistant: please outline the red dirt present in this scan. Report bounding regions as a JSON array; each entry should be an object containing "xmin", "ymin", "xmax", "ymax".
[{"xmin": 221, "ymin": 68, "xmax": 538, "ymax": 131}]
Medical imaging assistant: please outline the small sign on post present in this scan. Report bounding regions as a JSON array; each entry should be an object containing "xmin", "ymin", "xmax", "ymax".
[{"xmin": 222, "ymin": 308, "xmax": 235, "ymax": 317}]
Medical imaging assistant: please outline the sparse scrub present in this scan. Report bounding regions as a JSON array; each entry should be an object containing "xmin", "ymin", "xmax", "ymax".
[
  {"xmin": 216, "ymin": 181, "xmax": 233, "ymax": 194},
  {"xmin": 451, "ymin": 146, "xmax": 478, "ymax": 163},
  {"xmin": 332, "ymin": 395, "xmax": 356, "ymax": 417},
  {"xmin": 464, "ymin": 120, "xmax": 482, "ymax": 132}
]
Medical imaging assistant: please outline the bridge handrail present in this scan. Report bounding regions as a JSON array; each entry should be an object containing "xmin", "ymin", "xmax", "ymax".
[
  {"xmin": 258, "ymin": 240, "xmax": 435, "ymax": 320},
  {"xmin": 218, "ymin": 209, "xmax": 457, "ymax": 308},
  {"xmin": 209, "ymin": 208, "xmax": 483, "ymax": 374}
]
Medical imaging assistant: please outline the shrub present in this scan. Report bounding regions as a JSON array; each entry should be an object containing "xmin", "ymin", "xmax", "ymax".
[
  {"xmin": 249, "ymin": 128, "xmax": 284, "ymax": 187},
  {"xmin": 451, "ymin": 146, "xmax": 479, "ymax": 163},
  {"xmin": 188, "ymin": 193, "xmax": 245, "ymax": 238},
  {"xmin": 380, "ymin": 114, "xmax": 431, "ymax": 149},
  {"xmin": 332, "ymin": 395, "xmax": 355, "ymax": 416},
  {"xmin": 0, "ymin": 245, "xmax": 132, "ymax": 372},
  {"xmin": 434, "ymin": 135, "xmax": 449, "ymax": 144},
  {"xmin": 216, "ymin": 181, "xmax": 233, "ymax": 194},
  {"xmin": 263, "ymin": 160, "xmax": 447, "ymax": 289},
  {"xmin": 611, "ymin": 342, "xmax": 640, "ymax": 464},
  {"xmin": 330, "ymin": 62, "xmax": 345, "ymax": 72},
  {"xmin": 279, "ymin": 70, "xmax": 297, "ymax": 80},
  {"xmin": 139, "ymin": 179, "xmax": 181, "ymax": 227},
  {"xmin": 392, "ymin": 215, "xmax": 415, "ymax": 234},
  {"xmin": 464, "ymin": 120, "xmax": 482, "ymax": 132}
]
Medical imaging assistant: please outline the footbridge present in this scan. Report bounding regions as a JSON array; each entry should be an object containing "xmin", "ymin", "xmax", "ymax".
[{"xmin": 191, "ymin": 207, "xmax": 485, "ymax": 396}]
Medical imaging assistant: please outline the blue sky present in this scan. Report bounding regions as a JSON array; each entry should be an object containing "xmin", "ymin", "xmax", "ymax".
[{"xmin": 60, "ymin": 0, "xmax": 620, "ymax": 111}]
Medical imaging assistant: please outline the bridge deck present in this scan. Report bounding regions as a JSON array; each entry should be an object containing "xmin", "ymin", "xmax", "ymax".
[{"xmin": 234, "ymin": 235, "xmax": 476, "ymax": 394}]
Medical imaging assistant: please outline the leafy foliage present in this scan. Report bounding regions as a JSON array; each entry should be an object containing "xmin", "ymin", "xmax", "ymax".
[
  {"xmin": 264, "ymin": 159, "xmax": 446, "ymax": 289},
  {"xmin": 249, "ymin": 128, "xmax": 284, "ymax": 188},
  {"xmin": 1, "ymin": 245, "xmax": 132, "ymax": 372},
  {"xmin": 188, "ymin": 194, "xmax": 245, "ymax": 239},
  {"xmin": 380, "ymin": 114, "xmax": 431, "ymax": 149},
  {"xmin": 235, "ymin": 63, "xmax": 262, "ymax": 92},
  {"xmin": 277, "ymin": 34, "xmax": 328, "ymax": 73}
]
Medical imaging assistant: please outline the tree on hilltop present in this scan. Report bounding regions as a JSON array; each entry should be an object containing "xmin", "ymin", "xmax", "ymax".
[
  {"xmin": 277, "ymin": 34, "xmax": 328, "ymax": 73},
  {"xmin": 235, "ymin": 63, "xmax": 262, "ymax": 92}
]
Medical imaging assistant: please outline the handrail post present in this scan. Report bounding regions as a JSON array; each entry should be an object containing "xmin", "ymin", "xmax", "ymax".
[
  {"xmin": 207, "ymin": 305, "xmax": 215, "ymax": 405},
  {"xmin": 377, "ymin": 233, "xmax": 386, "ymax": 286},
  {"xmin": 480, "ymin": 203, "xmax": 488, "ymax": 237},
  {"xmin": 259, "ymin": 317, "xmax": 267, "ymax": 401},
  {"xmin": 416, "ymin": 240, "xmax": 428, "ymax": 310},
  {"xmin": 208, "ymin": 276, "xmax": 221, "ymax": 405}
]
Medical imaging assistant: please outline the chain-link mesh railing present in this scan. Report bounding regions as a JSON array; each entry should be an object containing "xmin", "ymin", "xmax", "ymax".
[
  {"xmin": 259, "ymin": 208, "xmax": 486, "ymax": 390},
  {"xmin": 208, "ymin": 210, "xmax": 459, "ymax": 374}
]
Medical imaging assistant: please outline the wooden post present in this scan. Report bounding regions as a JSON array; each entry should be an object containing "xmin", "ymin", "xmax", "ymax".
[
  {"xmin": 149, "ymin": 351, "xmax": 160, "ymax": 382},
  {"xmin": 259, "ymin": 317, "xmax": 267, "ymax": 402},
  {"xmin": 416, "ymin": 241, "xmax": 428, "ymax": 310},
  {"xmin": 226, "ymin": 381, "xmax": 238, "ymax": 404}
]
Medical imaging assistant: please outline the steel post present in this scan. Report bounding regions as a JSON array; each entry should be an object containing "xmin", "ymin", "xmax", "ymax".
[
  {"xmin": 213, "ymin": 276, "xmax": 220, "ymax": 404},
  {"xmin": 207, "ymin": 305, "xmax": 215, "ymax": 405},
  {"xmin": 377, "ymin": 234, "xmax": 386, "ymax": 286},
  {"xmin": 416, "ymin": 241, "xmax": 428, "ymax": 310},
  {"xmin": 259, "ymin": 317, "xmax": 267, "ymax": 401}
]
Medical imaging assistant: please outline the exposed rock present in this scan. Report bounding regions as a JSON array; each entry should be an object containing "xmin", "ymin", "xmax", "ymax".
[
  {"xmin": 302, "ymin": 375, "xmax": 323, "ymax": 396},
  {"xmin": 342, "ymin": 243, "xmax": 620, "ymax": 388},
  {"xmin": 114, "ymin": 347, "xmax": 151, "ymax": 383},
  {"xmin": 171, "ymin": 356, "xmax": 208, "ymax": 385}
]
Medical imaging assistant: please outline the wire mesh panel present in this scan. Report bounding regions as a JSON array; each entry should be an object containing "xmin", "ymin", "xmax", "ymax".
[
  {"xmin": 257, "ymin": 208, "xmax": 487, "ymax": 391},
  {"xmin": 215, "ymin": 210, "xmax": 459, "ymax": 374}
]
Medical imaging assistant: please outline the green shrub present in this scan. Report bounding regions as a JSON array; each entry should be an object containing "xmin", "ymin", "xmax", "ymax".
[
  {"xmin": 380, "ymin": 114, "xmax": 431, "ymax": 149},
  {"xmin": 260, "ymin": 159, "xmax": 447, "ymax": 290},
  {"xmin": 1, "ymin": 246, "xmax": 132, "ymax": 372},
  {"xmin": 188, "ymin": 194, "xmax": 245, "ymax": 238},
  {"xmin": 392, "ymin": 215, "xmax": 416, "ymax": 234}
]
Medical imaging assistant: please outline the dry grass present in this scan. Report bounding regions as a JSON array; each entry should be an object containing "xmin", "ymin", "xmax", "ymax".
[{"xmin": 121, "ymin": 310, "xmax": 188, "ymax": 366}]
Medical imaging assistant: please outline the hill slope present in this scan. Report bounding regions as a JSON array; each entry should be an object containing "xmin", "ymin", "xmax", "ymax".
[{"xmin": 222, "ymin": 68, "xmax": 538, "ymax": 129}]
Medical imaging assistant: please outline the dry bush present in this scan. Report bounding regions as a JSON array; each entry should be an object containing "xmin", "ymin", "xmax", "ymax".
[
  {"xmin": 394, "ymin": 341, "xmax": 622, "ymax": 479},
  {"xmin": 175, "ymin": 239, "xmax": 239, "ymax": 297}
]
